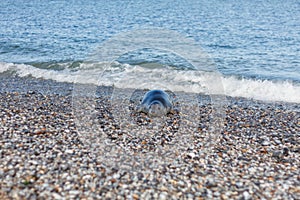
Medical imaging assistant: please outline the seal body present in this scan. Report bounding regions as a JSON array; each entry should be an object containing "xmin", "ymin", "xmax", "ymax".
[{"xmin": 137, "ymin": 90, "xmax": 173, "ymax": 117}]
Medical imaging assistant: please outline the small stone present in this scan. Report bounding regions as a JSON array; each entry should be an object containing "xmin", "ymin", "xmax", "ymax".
[
  {"xmin": 274, "ymin": 139, "xmax": 281, "ymax": 144},
  {"xmin": 283, "ymin": 147, "xmax": 289, "ymax": 156},
  {"xmin": 52, "ymin": 193, "xmax": 62, "ymax": 199},
  {"xmin": 178, "ymin": 180, "xmax": 185, "ymax": 187},
  {"xmin": 133, "ymin": 194, "xmax": 139, "ymax": 200},
  {"xmin": 65, "ymin": 149, "xmax": 74, "ymax": 154},
  {"xmin": 30, "ymin": 160, "xmax": 38, "ymax": 165},
  {"xmin": 206, "ymin": 178, "xmax": 217, "ymax": 188},
  {"xmin": 236, "ymin": 182, "xmax": 243, "ymax": 188},
  {"xmin": 159, "ymin": 192, "xmax": 168, "ymax": 200},
  {"xmin": 187, "ymin": 152, "xmax": 196, "ymax": 159},
  {"xmin": 272, "ymin": 151, "xmax": 281, "ymax": 158},
  {"xmin": 243, "ymin": 191, "xmax": 251, "ymax": 200},
  {"xmin": 261, "ymin": 140, "xmax": 270, "ymax": 146},
  {"xmin": 214, "ymin": 191, "xmax": 221, "ymax": 196},
  {"xmin": 221, "ymin": 194, "xmax": 229, "ymax": 200}
]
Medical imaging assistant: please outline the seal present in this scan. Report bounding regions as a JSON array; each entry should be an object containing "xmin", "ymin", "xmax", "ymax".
[{"xmin": 137, "ymin": 90, "xmax": 173, "ymax": 117}]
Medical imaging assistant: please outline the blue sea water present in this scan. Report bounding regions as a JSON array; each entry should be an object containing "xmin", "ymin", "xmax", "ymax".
[{"xmin": 0, "ymin": 0, "xmax": 300, "ymax": 102}]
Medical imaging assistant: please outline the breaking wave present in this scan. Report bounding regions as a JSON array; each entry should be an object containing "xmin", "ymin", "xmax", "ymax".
[{"xmin": 1, "ymin": 61, "xmax": 300, "ymax": 103}]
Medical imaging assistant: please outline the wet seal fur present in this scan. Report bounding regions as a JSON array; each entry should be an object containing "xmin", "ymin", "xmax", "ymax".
[{"xmin": 137, "ymin": 90, "xmax": 173, "ymax": 117}]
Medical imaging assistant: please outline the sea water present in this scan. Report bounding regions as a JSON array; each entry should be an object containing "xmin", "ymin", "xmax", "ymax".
[{"xmin": 0, "ymin": 0, "xmax": 299, "ymax": 103}]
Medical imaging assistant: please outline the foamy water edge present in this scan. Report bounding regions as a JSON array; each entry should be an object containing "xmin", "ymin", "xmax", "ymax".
[{"xmin": 1, "ymin": 62, "xmax": 300, "ymax": 103}]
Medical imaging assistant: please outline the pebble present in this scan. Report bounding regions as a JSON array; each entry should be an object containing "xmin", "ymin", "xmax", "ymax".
[
  {"xmin": 0, "ymin": 77, "xmax": 299, "ymax": 199},
  {"xmin": 159, "ymin": 192, "xmax": 168, "ymax": 200},
  {"xmin": 274, "ymin": 139, "xmax": 281, "ymax": 144},
  {"xmin": 261, "ymin": 140, "xmax": 270, "ymax": 146},
  {"xmin": 52, "ymin": 193, "xmax": 62, "ymax": 199},
  {"xmin": 243, "ymin": 191, "xmax": 251, "ymax": 200},
  {"xmin": 235, "ymin": 182, "xmax": 243, "ymax": 188}
]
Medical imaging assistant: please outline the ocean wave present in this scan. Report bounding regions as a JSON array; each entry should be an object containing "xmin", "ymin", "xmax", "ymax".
[
  {"xmin": 1, "ymin": 62, "xmax": 300, "ymax": 103},
  {"xmin": 222, "ymin": 76, "xmax": 300, "ymax": 103}
]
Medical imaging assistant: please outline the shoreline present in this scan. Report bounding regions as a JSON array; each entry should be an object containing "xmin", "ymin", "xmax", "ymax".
[
  {"xmin": 1, "ymin": 74, "xmax": 299, "ymax": 109},
  {"xmin": 0, "ymin": 76, "xmax": 299, "ymax": 199}
]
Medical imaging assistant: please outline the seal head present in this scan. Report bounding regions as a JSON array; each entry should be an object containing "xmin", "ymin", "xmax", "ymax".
[{"xmin": 137, "ymin": 90, "xmax": 173, "ymax": 117}]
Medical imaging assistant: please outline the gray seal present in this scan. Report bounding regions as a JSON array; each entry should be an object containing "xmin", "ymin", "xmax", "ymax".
[{"xmin": 137, "ymin": 90, "xmax": 173, "ymax": 117}]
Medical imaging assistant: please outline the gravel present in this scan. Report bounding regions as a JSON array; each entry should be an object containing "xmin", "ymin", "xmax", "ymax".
[{"xmin": 0, "ymin": 76, "xmax": 299, "ymax": 199}]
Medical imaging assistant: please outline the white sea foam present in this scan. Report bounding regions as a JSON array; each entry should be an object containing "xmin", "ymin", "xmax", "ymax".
[
  {"xmin": 222, "ymin": 76, "xmax": 300, "ymax": 103},
  {"xmin": 0, "ymin": 62, "xmax": 78, "ymax": 82},
  {"xmin": 1, "ymin": 62, "xmax": 300, "ymax": 103}
]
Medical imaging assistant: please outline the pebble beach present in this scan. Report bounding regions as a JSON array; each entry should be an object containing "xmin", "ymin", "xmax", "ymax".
[{"xmin": 0, "ymin": 76, "xmax": 299, "ymax": 199}]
